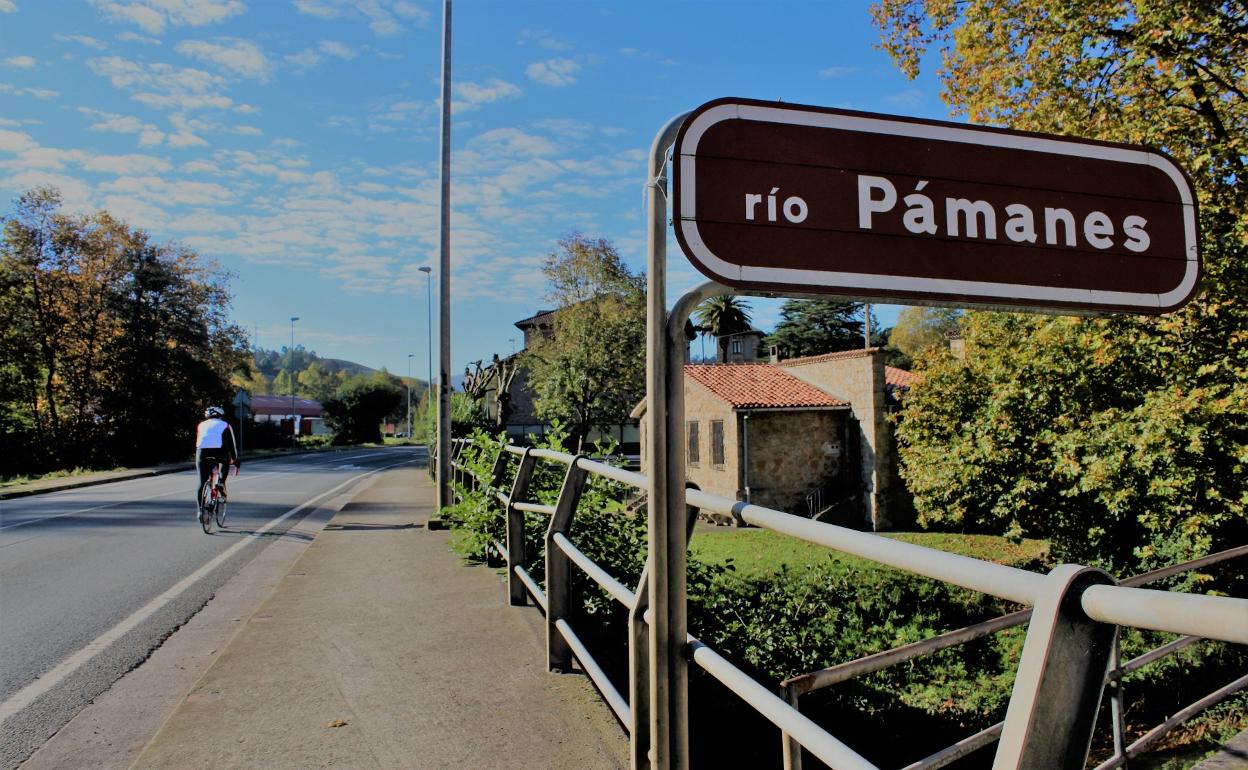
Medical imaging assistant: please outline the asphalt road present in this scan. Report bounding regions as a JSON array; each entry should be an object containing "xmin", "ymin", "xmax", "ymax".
[{"xmin": 0, "ymin": 446, "xmax": 422, "ymax": 770}]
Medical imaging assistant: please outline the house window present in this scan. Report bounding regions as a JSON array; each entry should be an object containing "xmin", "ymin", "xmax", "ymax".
[
  {"xmin": 687, "ymin": 421, "xmax": 700, "ymax": 466},
  {"xmin": 731, "ymin": 338, "xmax": 742, "ymax": 354},
  {"xmin": 711, "ymin": 420, "xmax": 725, "ymax": 467}
]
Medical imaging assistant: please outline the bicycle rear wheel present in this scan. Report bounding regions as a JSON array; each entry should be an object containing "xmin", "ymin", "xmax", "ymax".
[
  {"xmin": 214, "ymin": 493, "xmax": 227, "ymax": 529},
  {"xmin": 200, "ymin": 479, "xmax": 214, "ymax": 534}
]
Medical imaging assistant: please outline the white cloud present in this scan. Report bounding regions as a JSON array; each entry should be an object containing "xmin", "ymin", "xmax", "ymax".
[
  {"xmin": 469, "ymin": 128, "xmax": 559, "ymax": 158},
  {"xmin": 819, "ymin": 66, "xmax": 859, "ymax": 79},
  {"xmin": 292, "ymin": 0, "xmax": 338, "ymax": 19},
  {"xmin": 0, "ymin": 83, "xmax": 58, "ymax": 99},
  {"xmin": 452, "ymin": 78, "xmax": 521, "ymax": 114},
  {"xmin": 285, "ymin": 50, "xmax": 322, "ymax": 70},
  {"xmin": 233, "ymin": 125, "xmax": 262, "ymax": 136},
  {"xmin": 4, "ymin": 56, "xmax": 37, "ymax": 69},
  {"xmin": 318, "ymin": 40, "xmax": 356, "ymax": 60},
  {"xmin": 176, "ymin": 38, "xmax": 272, "ymax": 81},
  {"xmin": 117, "ymin": 31, "xmax": 162, "ymax": 45},
  {"xmin": 617, "ymin": 48, "xmax": 676, "ymax": 66},
  {"xmin": 89, "ymin": 0, "xmax": 245, "ymax": 35},
  {"xmin": 79, "ymin": 107, "xmax": 153, "ymax": 138},
  {"xmin": 0, "ymin": 1, "xmax": 16, "ymax": 12},
  {"xmin": 88, "ymin": 56, "xmax": 232, "ymax": 112},
  {"xmin": 518, "ymin": 29, "xmax": 571, "ymax": 51},
  {"xmin": 82, "ymin": 153, "xmax": 172, "ymax": 174},
  {"xmin": 181, "ymin": 159, "xmax": 220, "ymax": 174},
  {"xmin": 0, "ymin": 128, "xmax": 38, "ymax": 154},
  {"xmin": 526, "ymin": 58, "xmax": 580, "ymax": 87},
  {"xmin": 293, "ymin": 0, "xmax": 427, "ymax": 37},
  {"xmin": 100, "ymin": 174, "xmax": 235, "ymax": 206},
  {"xmin": 234, "ymin": 103, "xmax": 259, "ymax": 114},
  {"xmin": 886, "ymin": 89, "xmax": 926, "ymax": 107},
  {"xmin": 56, "ymin": 34, "xmax": 109, "ymax": 50}
]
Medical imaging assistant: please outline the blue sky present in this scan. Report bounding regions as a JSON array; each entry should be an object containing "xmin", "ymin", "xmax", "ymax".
[{"xmin": 0, "ymin": 0, "xmax": 950, "ymax": 383}]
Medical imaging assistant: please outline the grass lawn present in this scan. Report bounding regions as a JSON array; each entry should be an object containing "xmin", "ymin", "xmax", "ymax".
[{"xmin": 689, "ymin": 526, "xmax": 1050, "ymax": 581}]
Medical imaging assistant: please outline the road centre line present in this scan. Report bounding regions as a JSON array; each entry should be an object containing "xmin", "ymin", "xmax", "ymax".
[{"xmin": 0, "ymin": 457, "xmax": 414, "ymax": 724}]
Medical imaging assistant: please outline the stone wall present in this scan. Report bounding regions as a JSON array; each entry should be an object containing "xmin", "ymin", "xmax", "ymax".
[
  {"xmin": 780, "ymin": 349, "xmax": 893, "ymax": 530},
  {"xmin": 683, "ymin": 379, "xmax": 740, "ymax": 505},
  {"xmin": 742, "ymin": 409, "xmax": 846, "ymax": 513}
]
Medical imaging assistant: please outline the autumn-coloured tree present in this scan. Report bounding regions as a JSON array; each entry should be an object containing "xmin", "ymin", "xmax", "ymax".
[
  {"xmin": 0, "ymin": 188, "xmax": 249, "ymax": 473},
  {"xmin": 873, "ymin": 1, "xmax": 1247, "ymax": 576}
]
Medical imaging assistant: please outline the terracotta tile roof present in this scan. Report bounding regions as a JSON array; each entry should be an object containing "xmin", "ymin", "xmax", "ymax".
[
  {"xmin": 685, "ymin": 364, "xmax": 848, "ymax": 409},
  {"xmin": 250, "ymin": 394, "xmax": 324, "ymax": 416},
  {"xmin": 885, "ymin": 366, "xmax": 921, "ymax": 389},
  {"xmin": 775, "ymin": 347, "xmax": 879, "ymax": 367}
]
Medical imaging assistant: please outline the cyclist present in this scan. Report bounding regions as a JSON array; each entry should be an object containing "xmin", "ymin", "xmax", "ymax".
[{"xmin": 195, "ymin": 406, "xmax": 239, "ymax": 519}]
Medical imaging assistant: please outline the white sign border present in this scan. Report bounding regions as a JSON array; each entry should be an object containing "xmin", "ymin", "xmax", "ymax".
[{"xmin": 675, "ymin": 101, "xmax": 1200, "ymax": 313}]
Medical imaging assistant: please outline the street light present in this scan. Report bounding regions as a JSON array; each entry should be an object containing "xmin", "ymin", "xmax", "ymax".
[
  {"xmin": 407, "ymin": 352, "xmax": 414, "ymax": 439},
  {"xmin": 418, "ymin": 266, "xmax": 433, "ymax": 446},
  {"xmin": 290, "ymin": 316, "xmax": 299, "ymax": 447}
]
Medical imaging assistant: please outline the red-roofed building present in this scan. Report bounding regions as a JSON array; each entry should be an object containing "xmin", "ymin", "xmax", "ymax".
[
  {"xmin": 247, "ymin": 393, "xmax": 328, "ymax": 436},
  {"xmin": 637, "ymin": 352, "xmax": 918, "ymax": 530}
]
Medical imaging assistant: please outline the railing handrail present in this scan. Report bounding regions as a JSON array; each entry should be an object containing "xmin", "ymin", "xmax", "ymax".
[{"xmin": 446, "ymin": 437, "xmax": 1247, "ymax": 770}]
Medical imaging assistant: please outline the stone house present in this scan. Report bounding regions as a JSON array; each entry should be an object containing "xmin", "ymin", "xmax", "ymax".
[
  {"xmin": 636, "ymin": 350, "xmax": 915, "ymax": 531},
  {"xmin": 479, "ymin": 308, "xmax": 640, "ymax": 451}
]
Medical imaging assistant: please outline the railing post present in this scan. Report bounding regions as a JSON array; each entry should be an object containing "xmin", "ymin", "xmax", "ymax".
[
  {"xmin": 506, "ymin": 449, "xmax": 537, "ymax": 607},
  {"xmin": 630, "ymin": 561, "xmax": 652, "ymax": 770},
  {"xmin": 993, "ymin": 565, "xmax": 1117, "ymax": 770},
  {"xmin": 546, "ymin": 455, "xmax": 589, "ymax": 672},
  {"xmin": 1108, "ymin": 630, "xmax": 1126, "ymax": 766},
  {"xmin": 781, "ymin": 684, "xmax": 803, "ymax": 770}
]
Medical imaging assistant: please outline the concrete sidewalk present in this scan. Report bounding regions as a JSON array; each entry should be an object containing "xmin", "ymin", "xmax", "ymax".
[{"xmin": 128, "ymin": 462, "xmax": 627, "ymax": 769}]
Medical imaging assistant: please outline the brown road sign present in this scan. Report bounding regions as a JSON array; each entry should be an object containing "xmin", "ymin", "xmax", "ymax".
[{"xmin": 672, "ymin": 98, "xmax": 1200, "ymax": 314}]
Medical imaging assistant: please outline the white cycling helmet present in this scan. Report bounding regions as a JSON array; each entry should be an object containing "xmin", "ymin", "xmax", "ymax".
[{"xmin": 204, "ymin": 405, "xmax": 225, "ymax": 419}]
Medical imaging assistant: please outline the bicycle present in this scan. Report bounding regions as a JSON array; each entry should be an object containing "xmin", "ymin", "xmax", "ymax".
[{"xmin": 199, "ymin": 461, "xmax": 232, "ymax": 534}]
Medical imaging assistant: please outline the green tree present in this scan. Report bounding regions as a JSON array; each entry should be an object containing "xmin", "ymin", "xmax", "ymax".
[
  {"xmin": 297, "ymin": 360, "xmax": 345, "ymax": 403},
  {"xmin": 693, "ymin": 295, "xmax": 753, "ymax": 362},
  {"xmin": 521, "ymin": 234, "xmax": 645, "ymax": 450},
  {"xmin": 874, "ymin": 1, "xmax": 1248, "ymax": 577},
  {"xmin": 888, "ymin": 306, "xmax": 962, "ymax": 364},
  {"xmin": 323, "ymin": 372, "xmax": 404, "ymax": 445},
  {"xmin": 763, "ymin": 299, "xmax": 865, "ymax": 359}
]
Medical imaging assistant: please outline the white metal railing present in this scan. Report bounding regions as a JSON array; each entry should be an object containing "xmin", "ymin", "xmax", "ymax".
[
  {"xmin": 778, "ymin": 544, "xmax": 1248, "ymax": 770},
  {"xmin": 448, "ymin": 437, "xmax": 1248, "ymax": 770}
]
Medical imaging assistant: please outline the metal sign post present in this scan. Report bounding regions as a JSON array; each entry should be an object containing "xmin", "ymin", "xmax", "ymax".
[{"xmin": 643, "ymin": 111, "xmax": 687, "ymax": 770}]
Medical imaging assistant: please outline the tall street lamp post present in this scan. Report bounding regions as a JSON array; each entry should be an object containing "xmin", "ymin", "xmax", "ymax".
[
  {"xmin": 290, "ymin": 316, "xmax": 299, "ymax": 447},
  {"xmin": 407, "ymin": 352, "xmax": 414, "ymax": 439},
  {"xmin": 418, "ymin": 265, "xmax": 433, "ymax": 444}
]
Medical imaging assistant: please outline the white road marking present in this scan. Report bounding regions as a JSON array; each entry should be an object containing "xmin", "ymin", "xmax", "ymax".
[
  {"xmin": 0, "ymin": 450, "xmax": 411, "ymax": 532},
  {"xmin": 0, "ymin": 457, "xmax": 414, "ymax": 723},
  {"xmin": 0, "ymin": 472, "xmax": 280, "ymax": 533}
]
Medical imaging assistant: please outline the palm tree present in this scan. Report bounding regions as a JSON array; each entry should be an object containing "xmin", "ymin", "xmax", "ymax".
[{"xmin": 693, "ymin": 295, "xmax": 753, "ymax": 362}]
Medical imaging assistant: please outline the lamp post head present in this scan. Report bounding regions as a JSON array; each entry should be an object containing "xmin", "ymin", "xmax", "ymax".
[
  {"xmin": 418, "ymin": 266, "xmax": 432, "ymax": 275},
  {"xmin": 291, "ymin": 316, "xmax": 299, "ymax": 323}
]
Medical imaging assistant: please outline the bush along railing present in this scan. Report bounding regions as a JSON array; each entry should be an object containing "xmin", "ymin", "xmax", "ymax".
[
  {"xmin": 776, "ymin": 543, "xmax": 1248, "ymax": 770},
  {"xmin": 447, "ymin": 433, "xmax": 1248, "ymax": 770}
]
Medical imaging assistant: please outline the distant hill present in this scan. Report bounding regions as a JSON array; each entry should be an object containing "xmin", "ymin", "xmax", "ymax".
[{"xmin": 318, "ymin": 358, "xmax": 379, "ymax": 377}]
